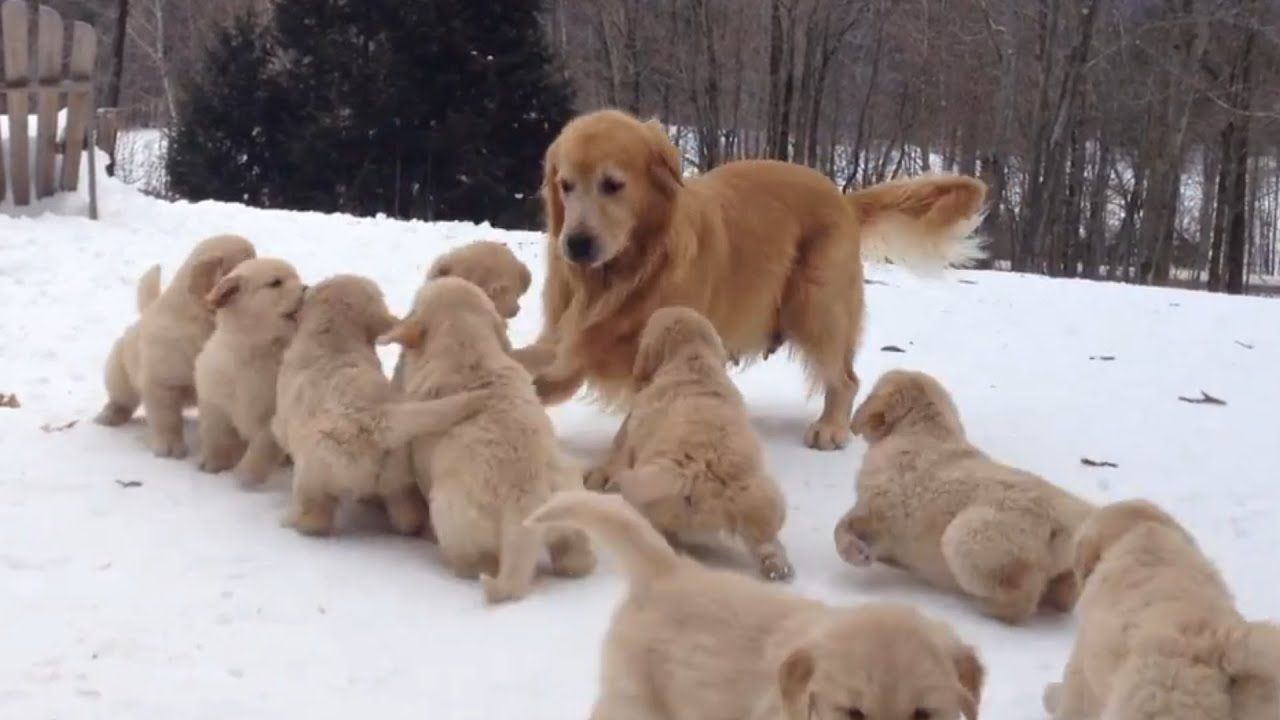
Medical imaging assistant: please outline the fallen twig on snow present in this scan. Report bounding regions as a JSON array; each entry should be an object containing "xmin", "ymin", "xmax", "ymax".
[
  {"xmin": 1178, "ymin": 391, "xmax": 1227, "ymax": 406},
  {"xmin": 40, "ymin": 419, "xmax": 78, "ymax": 433},
  {"xmin": 114, "ymin": 480, "xmax": 143, "ymax": 489},
  {"xmin": 1081, "ymin": 457, "xmax": 1119, "ymax": 469},
  {"xmin": 881, "ymin": 345, "xmax": 906, "ymax": 353}
]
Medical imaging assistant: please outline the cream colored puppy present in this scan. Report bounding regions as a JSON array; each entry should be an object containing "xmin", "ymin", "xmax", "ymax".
[
  {"xmin": 833, "ymin": 369, "xmax": 1094, "ymax": 625},
  {"xmin": 1044, "ymin": 499, "xmax": 1280, "ymax": 720},
  {"xmin": 390, "ymin": 240, "xmax": 534, "ymax": 390},
  {"xmin": 96, "ymin": 234, "xmax": 257, "ymax": 458},
  {"xmin": 273, "ymin": 275, "xmax": 485, "ymax": 536},
  {"xmin": 585, "ymin": 306, "xmax": 792, "ymax": 581},
  {"xmin": 380, "ymin": 277, "xmax": 595, "ymax": 604},
  {"xmin": 530, "ymin": 491, "xmax": 986, "ymax": 720},
  {"xmin": 193, "ymin": 258, "xmax": 306, "ymax": 483}
]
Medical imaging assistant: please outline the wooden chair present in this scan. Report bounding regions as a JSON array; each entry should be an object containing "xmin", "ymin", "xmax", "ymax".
[{"xmin": 0, "ymin": 0, "xmax": 99, "ymax": 218}]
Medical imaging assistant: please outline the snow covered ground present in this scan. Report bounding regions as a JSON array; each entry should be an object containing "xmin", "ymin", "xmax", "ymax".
[{"xmin": 2, "ymin": 168, "xmax": 1278, "ymax": 719}]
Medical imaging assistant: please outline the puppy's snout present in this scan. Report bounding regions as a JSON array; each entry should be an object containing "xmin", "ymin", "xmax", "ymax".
[{"xmin": 563, "ymin": 232, "xmax": 597, "ymax": 265}]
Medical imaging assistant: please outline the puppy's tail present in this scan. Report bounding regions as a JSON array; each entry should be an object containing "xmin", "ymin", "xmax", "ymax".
[
  {"xmin": 849, "ymin": 174, "xmax": 989, "ymax": 276},
  {"xmin": 136, "ymin": 264, "xmax": 162, "ymax": 314},
  {"xmin": 526, "ymin": 491, "xmax": 679, "ymax": 589},
  {"xmin": 374, "ymin": 391, "xmax": 486, "ymax": 448}
]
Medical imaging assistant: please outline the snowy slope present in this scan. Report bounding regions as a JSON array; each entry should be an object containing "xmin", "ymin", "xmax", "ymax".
[{"xmin": 2, "ymin": 173, "xmax": 1278, "ymax": 719}]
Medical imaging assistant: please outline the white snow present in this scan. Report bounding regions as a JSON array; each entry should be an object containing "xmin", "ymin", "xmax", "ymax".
[{"xmin": 2, "ymin": 167, "xmax": 1279, "ymax": 719}]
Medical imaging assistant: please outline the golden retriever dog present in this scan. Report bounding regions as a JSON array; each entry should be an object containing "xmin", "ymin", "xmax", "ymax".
[
  {"xmin": 518, "ymin": 108, "xmax": 988, "ymax": 450},
  {"xmin": 584, "ymin": 306, "xmax": 792, "ymax": 581},
  {"xmin": 1043, "ymin": 499, "xmax": 1280, "ymax": 720},
  {"xmin": 390, "ymin": 240, "xmax": 534, "ymax": 390},
  {"xmin": 529, "ymin": 491, "xmax": 986, "ymax": 720},
  {"xmin": 379, "ymin": 277, "xmax": 596, "ymax": 604},
  {"xmin": 833, "ymin": 369, "xmax": 1094, "ymax": 625},
  {"xmin": 95, "ymin": 234, "xmax": 257, "ymax": 458},
  {"xmin": 273, "ymin": 275, "xmax": 485, "ymax": 536},
  {"xmin": 193, "ymin": 258, "xmax": 306, "ymax": 483}
]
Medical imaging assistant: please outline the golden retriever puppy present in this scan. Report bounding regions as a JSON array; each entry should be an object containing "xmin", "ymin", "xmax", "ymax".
[
  {"xmin": 529, "ymin": 491, "xmax": 986, "ymax": 720},
  {"xmin": 379, "ymin": 277, "xmax": 596, "ymax": 604},
  {"xmin": 273, "ymin": 275, "xmax": 485, "ymax": 536},
  {"xmin": 1043, "ymin": 499, "xmax": 1280, "ymax": 720},
  {"xmin": 584, "ymin": 306, "xmax": 792, "ymax": 581},
  {"xmin": 833, "ymin": 369, "xmax": 1093, "ymax": 625},
  {"xmin": 193, "ymin": 258, "xmax": 306, "ymax": 483},
  {"xmin": 96, "ymin": 234, "xmax": 257, "ymax": 458},
  {"xmin": 519, "ymin": 108, "xmax": 988, "ymax": 451},
  {"xmin": 390, "ymin": 240, "xmax": 533, "ymax": 390}
]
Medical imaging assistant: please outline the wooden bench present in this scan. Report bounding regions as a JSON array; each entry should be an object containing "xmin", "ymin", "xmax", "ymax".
[{"xmin": 0, "ymin": 0, "xmax": 99, "ymax": 218}]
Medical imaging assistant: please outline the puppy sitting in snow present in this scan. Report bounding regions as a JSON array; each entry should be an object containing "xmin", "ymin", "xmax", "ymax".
[
  {"xmin": 193, "ymin": 258, "xmax": 306, "ymax": 484},
  {"xmin": 1044, "ymin": 499, "xmax": 1280, "ymax": 720},
  {"xmin": 390, "ymin": 240, "xmax": 533, "ymax": 390},
  {"xmin": 272, "ymin": 275, "xmax": 484, "ymax": 536},
  {"xmin": 96, "ymin": 234, "xmax": 257, "ymax": 458},
  {"xmin": 379, "ymin": 277, "xmax": 595, "ymax": 604},
  {"xmin": 584, "ymin": 306, "xmax": 792, "ymax": 581},
  {"xmin": 529, "ymin": 491, "xmax": 986, "ymax": 720},
  {"xmin": 833, "ymin": 369, "xmax": 1093, "ymax": 624}
]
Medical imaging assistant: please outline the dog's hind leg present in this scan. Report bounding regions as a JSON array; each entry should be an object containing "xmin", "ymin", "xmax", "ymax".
[
  {"xmin": 197, "ymin": 403, "xmax": 245, "ymax": 473},
  {"xmin": 286, "ymin": 457, "xmax": 339, "ymax": 536},
  {"xmin": 96, "ymin": 341, "xmax": 139, "ymax": 426},
  {"xmin": 377, "ymin": 446, "xmax": 428, "ymax": 536},
  {"xmin": 480, "ymin": 506, "xmax": 542, "ymax": 604},
  {"xmin": 142, "ymin": 383, "xmax": 190, "ymax": 458},
  {"xmin": 235, "ymin": 430, "xmax": 285, "ymax": 487},
  {"xmin": 942, "ymin": 506, "xmax": 1049, "ymax": 625}
]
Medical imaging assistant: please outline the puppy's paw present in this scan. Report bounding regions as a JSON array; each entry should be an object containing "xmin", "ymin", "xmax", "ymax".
[
  {"xmin": 803, "ymin": 420, "xmax": 850, "ymax": 451},
  {"xmin": 550, "ymin": 544, "xmax": 597, "ymax": 578},
  {"xmin": 760, "ymin": 556, "xmax": 795, "ymax": 582},
  {"xmin": 95, "ymin": 403, "xmax": 134, "ymax": 426},
  {"xmin": 199, "ymin": 454, "xmax": 237, "ymax": 474},
  {"xmin": 1041, "ymin": 571, "xmax": 1080, "ymax": 613},
  {"xmin": 150, "ymin": 435, "xmax": 189, "ymax": 459},
  {"xmin": 583, "ymin": 466, "xmax": 615, "ymax": 492},
  {"xmin": 286, "ymin": 507, "xmax": 336, "ymax": 537},
  {"xmin": 1042, "ymin": 682, "xmax": 1062, "ymax": 714},
  {"xmin": 480, "ymin": 575, "xmax": 526, "ymax": 605},
  {"xmin": 835, "ymin": 531, "xmax": 875, "ymax": 567},
  {"xmin": 233, "ymin": 459, "xmax": 271, "ymax": 488}
]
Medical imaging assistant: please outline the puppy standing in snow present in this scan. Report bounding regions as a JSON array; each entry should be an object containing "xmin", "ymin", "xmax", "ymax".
[
  {"xmin": 96, "ymin": 234, "xmax": 257, "ymax": 458},
  {"xmin": 379, "ymin": 277, "xmax": 595, "ymax": 604},
  {"xmin": 833, "ymin": 369, "xmax": 1093, "ymax": 624},
  {"xmin": 529, "ymin": 491, "xmax": 986, "ymax": 720},
  {"xmin": 585, "ymin": 306, "xmax": 793, "ymax": 581},
  {"xmin": 390, "ymin": 240, "xmax": 533, "ymax": 391},
  {"xmin": 1044, "ymin": 499, "xmax": 1280, "ymax": 720},
  {"xmin": 273, "ymin": 275, "xmax": 485, "ymax": 536},
  {"xmin": 193, "ymin": 257, "xmax": 306, "ymax": 484}
]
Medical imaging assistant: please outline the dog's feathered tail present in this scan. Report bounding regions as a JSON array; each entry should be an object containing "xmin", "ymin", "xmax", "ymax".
[
  {"xmin": 136, "ymin": 265, "xmax": 162, "ymax": 314},
  {"xmin": 374, "ymin": 391, "xmax": 485, "ymax": 448},
  {"xmin": 849, "ymin": 174, "xmax": 989, "ymax": 276},
  {"xmin": 526, "ymin": 491, "xmax": 678, "ymax": 588}
]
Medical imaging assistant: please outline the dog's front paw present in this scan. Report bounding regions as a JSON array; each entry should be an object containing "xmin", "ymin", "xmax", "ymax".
[
  {"xmin": 583, "ymin": 465, "xmax": 615, "ymax": 492},
  {"xmin": 480, "ymin": 574, "xmax": 526, "ymax": 605},
  {"xmin": 198, "ymin": 454, "xmax": 236, "ymax": 474},
  {"xmin": 835, "ymin": 531, "xmax": 875, "ymax": 568},
  {"xmin": 804, "ymin": 420, "xmax": 850, "ymax": 451},
  {"xmin": 760, "ymin": 556, "xmax": 795, "ymax": 582},
  {"xmin": 150, "ymin": 435, "xmax": 189, "ymax": 459},
  {"xmin": 95, "ymin": 402, "xmax": 134, "ymax": 426}
]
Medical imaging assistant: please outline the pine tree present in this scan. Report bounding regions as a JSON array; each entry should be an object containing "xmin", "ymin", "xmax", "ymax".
[{"xmin": 166, "ymin": 12, "xmax": 287, "ymax": 206}]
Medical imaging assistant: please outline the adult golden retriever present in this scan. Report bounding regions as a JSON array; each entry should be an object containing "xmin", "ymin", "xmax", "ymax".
[{"xmin": 517, "ymin": 109, "xmax": 988, "ymax": 450}]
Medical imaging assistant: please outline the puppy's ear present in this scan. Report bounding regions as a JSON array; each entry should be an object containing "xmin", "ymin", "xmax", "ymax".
[
  {"xmin": 777, "ymin": 648, "xmax": 815, "ymax": 720},
  {"xmin": 542, "ymin": 140, "xmax": 565, "ymax": 240},
  {"xmin": 644, "ymin": 120, "xmax": 683, "ymax": 198},
  {"xmin": 206, "ymin": 274, "xmax": 242, "ymax": 310},
  {"xmin": 517, "ymin": 262, "xmax": 532, "ymax": 294},
  {"xmin": 632, "ymin": 333, "xmax": 663, "ymax": 388},
  {"xmin": 1071, "ymin": 522, "xmax": 1105, "ymax": 585},
  {"xmin": 429, "ymin": 261, "xmax": 452, "ymax": 279},
  {"xmin": 377, "ymin": 318, "xmax": 424, "ymax": 350},
  {"xmin": 951, "ymin": 643, "xmax": 985, "ymax": 720},
  {"xmin": 849, "ymin": 392, "xmax": 891, "ymax": 440},
  {"xmin": 491, "ymin": 313, "xmax": 513, "ymax": 354},
  {"xmin": 187, "ymin": 256, "xmax": 226, "ymax": 299}
]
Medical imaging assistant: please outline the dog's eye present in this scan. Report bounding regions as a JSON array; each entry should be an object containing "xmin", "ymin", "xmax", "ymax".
[
  {"xmin": 559, "ymin": 178, "xmax": 574, "ymax": 194},
  {"xmin": 912, "ymin": 710, "xmax": 932, "ymax": 720},
  {"xmin": 600, "ymin": 176, "xmax": 624, "ymax": 196},
  {"xmin": 268, "ymin": 278, "xmax": 283, "ymax": 288}
]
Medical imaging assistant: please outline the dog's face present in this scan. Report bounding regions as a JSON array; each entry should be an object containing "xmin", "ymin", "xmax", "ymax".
[
  {"xmin": 206, "ymin": 258, "xmax": 306, "ymax": 337},
  {"xmin": 298, "ymin": 274, "xmax": 397, "ymax": 344},
  {"xmin": 779, "ymin": 606, "xmax": 984, "ymax": 720},
  {"xmin": 632, "ymin": 306, "xmax": 728, "ymax": 385},
  {"xmin": 427, "ymin": 241, "xmax": 531, "ymax": 319},
  {"xmin": 1072, "ymin": 499, "xmax": 1188, "ymax": 584},
  {"xmin": 850, "ymin": 370, "xmax": 961, "ymax": 442},
  {"xmin": 379, "ymin": 276, "xmax": 509, "ymax": 354},
  {"xmin": 543, "ymin": 110, "xmax": 683, "ymax": 268},
  {"xmin": 184, "ymin": 234, "xmax": 258, "ymax": 304}
]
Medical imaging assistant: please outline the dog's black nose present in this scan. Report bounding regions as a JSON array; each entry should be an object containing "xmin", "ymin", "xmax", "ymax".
[{"xmin": 563, "ymin": 233, "xmax": 597, "ymax": 264}]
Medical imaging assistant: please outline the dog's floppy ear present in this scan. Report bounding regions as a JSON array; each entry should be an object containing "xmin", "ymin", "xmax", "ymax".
[
  {"xmin": 850, "ymin": 390, "xmax": 892, "ymax": 440},
  {"xmin": 632, "ymin": 330, "xmax": 664, "ymax": 388},
  {"xmin": 377, "ymin": 316, "xmax": 424, "ymax": 350},
  {"xmin": 777, "ymin": 648, "xmax": 815, "ymax": 720},
  {"xmin": 643, "ymin": 119, "xmax": 683, "ymax": 198},
  {"xmin": 429, "ymin": 261, "xmax": 452, "ymax": 279},
  {"xmin": 951, "ymin": 642, "xmax": 985, "ymax": 720},
  {"xmin": 516, "ymin": 261, "xmax": 532, "ymax": 294},
  {"xmin": 542, "ymin": 140, "xmax": 565, "ymax": 240},
  {"xmin": 188, "ymin": 256, "xmax": 227, "ymax": 299},
  {"xmin": 206, "ymin": 273, "xmax": 242, "ymax": 310},
  {"xmin": 1071, "ymin": 520, "xmax": 1105, "ymax": 585}
]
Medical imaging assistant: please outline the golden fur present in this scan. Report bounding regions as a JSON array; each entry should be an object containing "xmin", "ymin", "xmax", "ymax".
[
  {"xmin": 584, "ymin": 306, "xmax": 792, "ymax": 580},
  {"xmin": 193, "ymin": 258, "xmax": 306, "ymax": 483},
  {"xmin": 529, "ymin": 491, "xmax": 986, "ymax": 720},
  {"xmin": 95, "ymin": 234, "xmax": 257, "ymax": 458},
  {"xmin": 272, "ymin": 275, "xmax": 485, "ymax": 536},
  {"xmin": 380, "ymin": 277, "xmax": 595, "ymax": 604},
  {"xmin": 519, "ymin": 108, "xmax": 988, "ymax": 450},
  {"xmin": 834, "ymin": 370, "xmax": 1094, "ymax": 624},
  {"xmin": 1043, "ymin": 499, "xmax": 1280, "ymax": 720}
]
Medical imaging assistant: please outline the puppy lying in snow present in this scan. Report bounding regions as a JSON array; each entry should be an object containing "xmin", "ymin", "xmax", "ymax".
[
  {"xmin": 272, "ymin": 275, "xmax": 484, "ymax": 536},
  {"xmin": 834, "ymin": 369, "xmax": 1094, "ymax": 624},
  {"xmin": 193, "ymin": 258, "xmax": 306, "ymax": 483},
  {"xmin": 380, "ymin": 277, "xmax": 595, "ymax": 603},
  {"xmin": 1044, "ymin": 499, "xmax": 1280, "ymax": 720},
  {"xmin": 584, "ymin": 306, "xmax": 793, "ymax": 581},
  {"xmin": 96, "ymin": 234, "xmax": 257, "ymax": 458},
  {"xmin": 390, "ymin": 240, "xmax": 533, "ymax": 390},
  {"xmin": 530, "ymin": 491, "xmax": 985, "ymax": 720}
]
